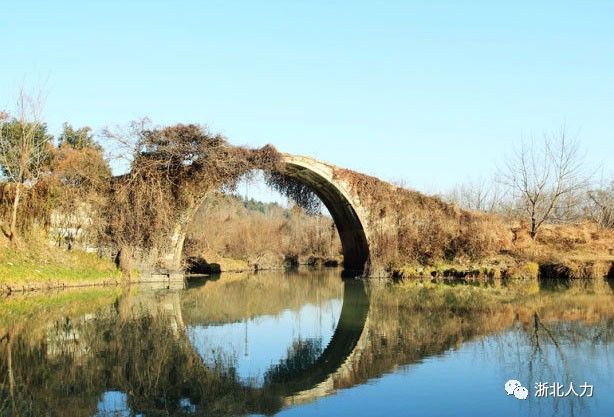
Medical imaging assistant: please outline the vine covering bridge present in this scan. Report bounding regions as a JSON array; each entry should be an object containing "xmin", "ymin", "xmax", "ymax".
[
  {"xmin": 163, "ymin": 154, "xmax": 373, "ymax": 275},
  {"xmin": 132, "ymin": 150, "xmax": 502, "ymax": 279},
  {"xmin": 118, "ymin": 129, "xmax": 501, "ymax": 278}
]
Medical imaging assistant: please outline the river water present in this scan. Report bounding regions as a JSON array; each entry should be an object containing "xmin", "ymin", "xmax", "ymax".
[{"xmin": 1, "ymin": 269, "xmax": 613, "ymax": 417}]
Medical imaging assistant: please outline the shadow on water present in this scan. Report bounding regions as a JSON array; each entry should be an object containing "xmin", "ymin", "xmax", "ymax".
[
  {"xmin": 538, "ymin": 261, "xmax": 614, "ymax": 292},
  {"xmin": 184, "ymin": 272, "xmax": 222, "ymax": 289},
  {"xmin": 538, "ymin": 262, "xmax": 574, "ymax": 290}
]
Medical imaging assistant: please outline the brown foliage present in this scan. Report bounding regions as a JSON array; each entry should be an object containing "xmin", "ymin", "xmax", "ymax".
[
  {"xmin": 265, "ymin": 172, "xmax": 322, "ymax": 215},
  {"xmin": 0, "ymin": 134, "xmax": 111, "ymax": 245},
  {"xmin": 105, "ymin": 124, "xmax": 283, "ymax": 258},
  {"xmin": 533, "ymin": 222, "xmax": 614, "ymax": 259},
  {"xmin": 47, "ymin": 145, "xmax": 111, "ymax": 247},
  {"xmin": 0, "ymin": 181, "xmax": 54, "ymax": 233},
  {"xmin": 333, "ymin": 168, "xmax": 510, "ymax": 270}
]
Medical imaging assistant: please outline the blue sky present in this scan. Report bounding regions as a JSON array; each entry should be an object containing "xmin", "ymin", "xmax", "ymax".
[{"xmin": 2, "ymin": 0, "xmax": 613, "ymax": 195}]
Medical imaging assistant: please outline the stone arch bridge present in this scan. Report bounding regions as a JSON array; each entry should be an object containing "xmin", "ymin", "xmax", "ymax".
[
  {"xmin": 161, "ymin": 154, "xmax": 374, "ymax": 276},
  {"xmin": 141, "ymin": 150, "xmax": 485, "ymax": 279}
]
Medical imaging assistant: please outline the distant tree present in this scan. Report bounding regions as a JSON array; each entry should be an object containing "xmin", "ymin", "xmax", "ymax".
[
  {"xmin": 445, "ymin": 177, "xmax": 503, "ymax": 213},
  {"xmin": 0, "ymin": 89, "xmax": 52, "ymax": 240},
  {"xmin": 501, "ymin": 129, "xmax": 589, "ymax": 239},
  {"xmin": 585, "ymin": 182, "xmax": 614, "ymax": 229},
  {"xmin": 57, "ymin": 122, "xmax": 101, "ymax": 150}
]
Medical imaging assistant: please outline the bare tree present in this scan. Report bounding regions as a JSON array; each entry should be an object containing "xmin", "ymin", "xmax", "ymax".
[
  {"xmin": 585, "ymin": 181, "xmax": 614, "ymax": 229},
  {"xmin": 445, "ymin": 177, "xmax": 503, "ymax": 213},
  {"xmin": 0, "ymin": 87, "xmax": 50, "ymax": 240},
  {"xmin": 100, "ymin": 117, "xmax": 151, "ymax": 175},
  {"xmin": 501, "ymin": 129, "xmax": 589, "ymax": 239}
]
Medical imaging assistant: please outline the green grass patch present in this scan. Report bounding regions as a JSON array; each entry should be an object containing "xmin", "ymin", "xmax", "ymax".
[{"xmin": 0, "ymin": 239, "xmax": 121, "ymax": 285}]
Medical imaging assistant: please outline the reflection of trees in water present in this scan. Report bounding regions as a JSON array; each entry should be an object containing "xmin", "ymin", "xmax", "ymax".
[
  {"xmin": 346, "ymin": 282, "xmax": 614, "ymax": 417},
  {"xmin": 0, "ymin": 273, "xmax": 349, "ymax": 417},
  {"xmin": 483, "ymin": 317, "xmax": 614, "ymax": 417},
  {"xmin": 2, "ymin": 279, "xmax": 614, "ymax": 416},
  {"xmin": 180, "ymin": 269, "xmax": 344, "ymax": 325},
  {"xmin": 330, "ymin": 287, "xmax": 515, "ymax": 389},
  {"xmin": 264, "ymin": 338, "xmax": 323, "ymax": 385},
  {"xmin": 0, "ymin": 278, "xmax": 365, "ymax": 416},
  {"xmin": 1, "ymin": 305, "xmax": 283, "ymax": 417},
  {"xmin": 332, "ymin": 283, "xmax": 614, "ymax": 393},
  {"xmin": 1, "ymin": 326, "xmax": 105, "ymax": 417}
]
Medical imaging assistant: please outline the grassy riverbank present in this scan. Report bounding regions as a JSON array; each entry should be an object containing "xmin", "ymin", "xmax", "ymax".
[
  {"xmin": 1, "ymin": 221, "xmax": 612, "ymax": 292},
  {"xmin": 393, "ymin": 223, "xmax": 614, "ymax": 280},
  {"xmin": 0, "ymin": 237, "xmax": 121, "ymax": 291}
]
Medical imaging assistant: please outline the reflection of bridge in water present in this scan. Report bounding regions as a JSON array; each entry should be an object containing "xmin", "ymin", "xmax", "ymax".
[
  {"xmin": 5, "ymin": 275, "xmax": 613, "ymax": 416},
  {"xmin": 86, "ymin": 275, "xmax": 614, "ymax": 416},
  {"xmin": 147, "ymin": 277, "xmax": 372, "ymax": 410},
  {"xmin": 277, "ymin": 280, "xmax": 370, "ymax": 407}
]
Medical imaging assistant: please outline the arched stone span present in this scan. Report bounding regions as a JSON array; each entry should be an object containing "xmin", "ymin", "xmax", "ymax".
[
  {"xmin": 278, "ymin": 154, "xmax": 370, "ymax": 273},
  {"xmin": 166, "ymin": 154, "xmax": 371, "ymax": 275}
]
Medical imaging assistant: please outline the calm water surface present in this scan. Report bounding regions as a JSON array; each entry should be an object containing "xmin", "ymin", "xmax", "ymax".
[{"xmin": 1, "ymin": 269, "xmax": 613, "ymax": 417}]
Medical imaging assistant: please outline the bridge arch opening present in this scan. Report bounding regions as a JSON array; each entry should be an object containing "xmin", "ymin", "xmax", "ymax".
[
  {"xmin": 277, "ymin": 157, "xmax": 370, "ymax": 274},
  {"xmin": 176, "ymin": 155, "xmax": 370, "ymax": 276}
]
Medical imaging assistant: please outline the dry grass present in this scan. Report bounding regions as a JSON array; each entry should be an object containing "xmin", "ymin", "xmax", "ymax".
[
  {"xmin": 393, "ymin": 219, "xmax": 614, "ymax": 280},
  {"xmin": 333, "ymin": 168, "xmax": 512, "ymax": 272},
  {"xmin": 509, "ymin": 222, "xmax": 614, "ymax": 279},
  {"xmin": 535, "ymin": 222, "xmax": 614, "ymax": 258},
  {"xmin": 184, "ymin": 192, "xmax": 342, "ymax": 270}
]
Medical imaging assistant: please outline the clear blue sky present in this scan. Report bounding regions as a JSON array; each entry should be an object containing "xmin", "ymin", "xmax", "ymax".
[{"xmin": 2, "ymin": 0, "xmax": 613, "ymax": 194}]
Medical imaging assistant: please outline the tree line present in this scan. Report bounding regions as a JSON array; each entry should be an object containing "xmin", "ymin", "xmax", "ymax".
[{"xmin": 184, "ymin": 192, "xmax": 341, "ymax": 267}]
